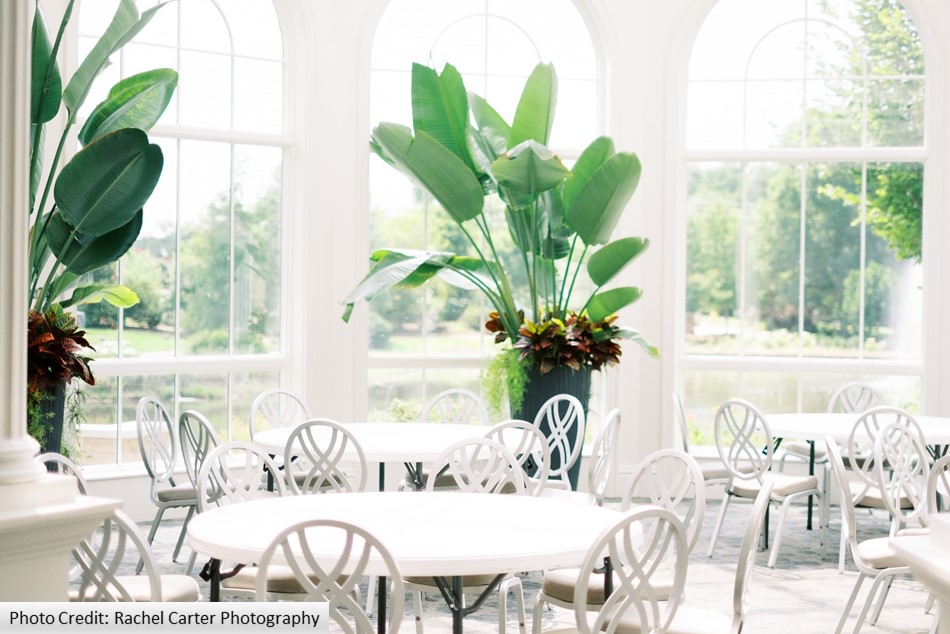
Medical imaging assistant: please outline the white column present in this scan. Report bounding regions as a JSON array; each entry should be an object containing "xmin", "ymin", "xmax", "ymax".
[{"xmin": 0, "ymin": 0, "xmax": 44, "ymax": 485}]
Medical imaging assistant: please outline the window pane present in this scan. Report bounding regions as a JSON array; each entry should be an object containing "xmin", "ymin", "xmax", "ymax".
[
  {"xmin": 76, "ymin": 377, "xmax": 119, "ymax": 465},
  {"xmin": 686, "ymin": 82, "xmax": 745, "ymax": 150},
  {"xmin": 868, "ymin": 79, "xmax": 925, "ymax": 146},
  {"xmin": 368, "ymin": 369, "xmax": 425, "ymax": 421},
  {"xmin": 180, "ymin": 373, "xmax": 230, "ymax": 440},
  {"xmin": 179, "ymin": 51, "xmax": 232, "ymax": 129},
  {"xmin": 234, "ymin": 58, "xmax": 283, "ymax": 134},
  {"xmin": 180, "ymin": 0, "xmax": 231, "ymax": 54},
  {"xmin": 220, "ymin": 0, "xmax": 283, "ymax": 60},
  {"xmin": 231, "ymin": 371, "xmax": 281, "ymax": 442}
]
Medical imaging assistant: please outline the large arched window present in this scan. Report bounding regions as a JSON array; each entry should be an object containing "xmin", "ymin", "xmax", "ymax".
[
  {"xmin": 73, "ymin": 0, "xmax": 287, "ymax": 464},
  {"xmin": 367, "ymin": 1, "xmax": 602, "ymax": 419},
  {"xmin": 681, "ymin": 0, "xmax": 924, "ymax": 442}
]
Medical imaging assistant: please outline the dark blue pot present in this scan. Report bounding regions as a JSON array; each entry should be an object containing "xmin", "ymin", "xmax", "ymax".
[{"xmin": 512, "ymin": 365, "xmax": 591, "ymax": 490}]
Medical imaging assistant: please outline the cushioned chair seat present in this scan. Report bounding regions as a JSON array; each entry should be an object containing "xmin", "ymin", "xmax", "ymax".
[
  {"xmin": 850, "ymin": 481, "xmax": 912, "ymax": 509},
  {"xmin": 857, "ymin": 537, "xmax": 906, "ymax": 569},
  {"xmin": 729, "ymin": 472, "xmax": 819, "ymax": 498},
  {"xmin": 70, "ymin": 574, "xmax": 201, "ymax": 602},
  {"xmin": 222, "ymin": 565, "xmax": 346, "ymax": 594},
  {"xmin": 404, "ymin": 573, "xmax": 499, "ymax": 587},
  {"xmin": 700, "ymin": 462, "xmax": 732, "ymax": 482},
  {"xmin": 540, "ymin": 567, "xmax": 622, "ymax": 604},
  {"xmin": 156, "ymin": 486, "xmax": 197, "ymax": 503},
  {"xmin": 782, "ymin": 439, "xmax": 829, "ymax": 461}
]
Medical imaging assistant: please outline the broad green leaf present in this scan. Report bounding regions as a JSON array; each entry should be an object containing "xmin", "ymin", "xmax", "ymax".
[
  {"xmin": 79, "ymin": 69, "xmax": 178, "ymax": 145},
  {"xmin": 31, "ymin": 5, "xmax": 62, "ymax": 124},
  {"xmin": 54, "ymin": 128, "xmax": 162, "ymax": 236},
  {"xmin": 47, "ymin": 209, "xmax": 143, "ymax": 275},
  {"xmin": 470, "ymin": 92, "xmax": 511, "ymax": 148},
  {"xmin": 342, "ymin": 250, "xmax": 454, "ymax": 322},
  {"xmin": 509, "ymin": 63, "xmax": 557, "ymax": 148},
  {"xmin": 411, "ymin": 63, "xmax": 474, "ymax": 171},
  {"xmin": 586, "ymin": 286, "xmax": 643, "ymax": 322},
  {"xmin": 371, "ymin": 123, "xmax": 484, "ymax": 223},
  {"xmin": 492, "ymin": 141, "xmax": 569, "ymax": 198},
  {"xmin": 63, "ymin": 0, "xmax": 165, "ymax": 113},
  {"xmin": 587, "ymin": 237, "xmax": 649, "ymax": 286},
  {"xmin": 616, "ymin": 327, "xmax": 660, "ymax": 359},
  {"xmin": 438, "ymin": 255, "xmax": 496, "ymax": 290},
  {"xmin": 566, "ymin": 152, "xmax": 641, "ymax": 245},
  {"xmin": 64, "ymin": 284, "xmax": 139, "ymax": 309},
  {"xmin": 563, "ymin": 136, "xmax": 614, "ymax": 211}
]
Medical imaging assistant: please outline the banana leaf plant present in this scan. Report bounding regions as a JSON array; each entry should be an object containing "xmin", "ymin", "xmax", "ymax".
[
  {"xmin": 343, "ymin": 61, "xmax": 657, "ymax": 362},
  {"xmin": 29, "ymin": 0, "xmax": 176, "ymax": 314}
]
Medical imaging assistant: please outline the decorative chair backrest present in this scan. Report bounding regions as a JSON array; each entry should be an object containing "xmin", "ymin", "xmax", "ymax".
[
  {"xmin": 255, "ymin": 519, "xmax": 404, "ymax": 633},
  {"xmin": 573, "ymin": 506, "xmax": 687, "ymax": 634},
  {"xmin": 136, "ymin": 396, "xmax": 178, "ymax": 494},
  {"xmin": 37, "ymin": 452, "xmax": 88, "ymax": 495},
  {"xmin": 72, "ymin": 510, "xmax": 162, "ymax": 602},
  {"xmin": 848, "ymin": 406, "xmax": 924, "ymax": 494},
  {"xmin": 533, "ymin": 393, "xmax": 586, "ymax": 485},
  {"xmin": 623, "ymin": 448, "xmax": 706, "ymax": 554},
  {"xmin": 248, "ymin": 388, "xmax": 310, "ymax": 439},
  {"xmin": 733, "ymin": 481, "xmax": 774, "ymax": 625},
  {"xmin": 483, "ymin": 419, "xmax": 551, "ymax": 496},
  {"xmin": 284, "ymin": 419, "xmax": 368, "ymax": 495},
  {"xmin": 587, "ymin": 408, "xmax": 622, "ymax": 506},
  {"xmin": 422, "ymin": 388, "xmax": 489, "ymax": 426},
  {"xmin": 826, "ymin": 436, "xmax": 858, "ymax": 545},
  {"xmin": 927, "ymin": 454, "xmax": 950, "ymax": 522},
  {"xmin": 179, "ymin": 410, "xmax": 220, "ymax": 489},
  {"xmin": 427, "ymin": 437, "xmax": 527, "ymax": 495},
  {"xmin": 827, "ymin": 381, "xmax": 883, "ymax": 414},
  {"xmin": 672, "ymin": 391, "xmax": 690, "ymax": 453},
  {"xmin": 714, "ymin": 399, "xmax": 772, "ymax": 482},
  {"xmin": 197, "ymin": 441, "xmax": 285, "ymax": 513},
  {"xmin": 874, "ymin": 418, "xmax": 929, "ymax": 532}
]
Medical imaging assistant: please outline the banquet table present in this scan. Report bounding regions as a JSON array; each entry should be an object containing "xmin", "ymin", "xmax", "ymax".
[
  {"xmin": 187, "ymin": 491, "xmax": 621, "ymax": 634},
  {"xmin": 254, "ymin": 422, "xmax": 495, "ymax": 490},
  {"xmin": 767, "ymin": 412, "xmax": 950, "ymax": 528}
]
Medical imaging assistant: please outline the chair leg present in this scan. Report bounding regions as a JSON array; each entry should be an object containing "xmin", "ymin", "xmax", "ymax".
[
  {"xmin": 767, "ymin": 497, "xmax": 792, "ymax": 568},
  {"xmin": 184, "ymin": 550, "xmax": 197, "ymax": 576},
  {"xmin": 838, "ymin": 522, "xmax": 848, "ymax": 573},
  {"xmin": 531, "ymin": 590, "xmax": 546, "ymax": 634},
  {"xmin": 836, "ymin": 573, "xmax": 866, "ymax": 634},
  {"xmin": 708, "ymin": 493, "xmax": 732, "ymax": 558},
  {"xmin": 365, "ymin": 575, "xmax": 378, "ymax": 617},
  {"xmin": 137, "ymin": 507, "xmax": 167, "ymax": 573},
  {"xmin": 853, "ymin": 571, "xmax": 889, "ymax": 634},
  {"xmin": 172, "ymin": 506, "xmax": 195, "ymax": 561},
  {"xmin": 870, "ymin": 575, "xmax": 895, "ymax": 625},
  {"xmin": 498, "ymin": 576, "xmax": 526, "ymax": 634},
  {"xmin": 412, "ymin": 588, "xmax": 424, "ymax": 634}
]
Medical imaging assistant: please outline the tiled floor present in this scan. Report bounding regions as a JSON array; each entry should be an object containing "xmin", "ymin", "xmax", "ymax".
[{"xmin": 138, "ymin": 498, "xmax": 934, "ymax": 633}]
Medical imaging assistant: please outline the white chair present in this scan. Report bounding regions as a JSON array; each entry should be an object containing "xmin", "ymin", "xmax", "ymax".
[
  {"xmin": 707, "ymin": 398, "xmax": 825, "ymax": 568},
  {"xmin": 533, "ymin": 393, "xmax": 586, "ymax": 491},
  {"xmin": 38, "ymin": 451, "xmax": 88, "ymax": 494},
  {"xmin": 178, "ymin": 410, "xmax": 220, "ymax": 575},
  {"xmin": 540, "ymin": 407, "xmax": 622, "ymax": 507},
  {"xmin": 874, "ymin": 417, "xmax": 929, "ymax": 537},
  {"xmin": 248, "ymin": 388, "xmax": 310, "ymax": 440},
  {"xmin": 663, "ymin": 482, "xmax": 774, "ymax": 634},
  {"xmin": 484, "ymin": 419, "xmax": 551, "ymax": 496},
  {"xmin": 839, "ymin": 406, "xmax": 922, "ymax": 572},
  {"xmin": 406, "ymin": 437, "xmax": 527, "ymax": 634},
  {"xmin": 255, "ymin": 519, "xmax": 404, "ymax": 634},
  {"xmin": 532, "ymin": 447, "xmax": 704, "ymax": 634},
  {"xmin": 401, "ymin": 388, "xmax": 490, "ymax": 490},
  {"xmin": 284, "ymin": 418, "xmax": 368, "ymax": 494},
  {"xmin": 135, "ymin": 396, "xmax": 197, "ymax": 572},
  {"xmin": 71, "ymin": 510, "xmax": 201, "ymax": 602},
  {"xmin": 542, "ymin": 506, "xmax": 688, "ymax": 634},
  {"xmin": 927, "ymin": 454, "xmax": 950, "ymax": 516},
  {"xmin": 673, "ymin": 390, "xmax": 730, "ymax": 487},
  {"xmin": 826, "ymin": 436, "xmax": 916, "ymax": 634}
]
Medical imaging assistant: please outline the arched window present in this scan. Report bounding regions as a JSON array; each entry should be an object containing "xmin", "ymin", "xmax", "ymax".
[
  {"xmin": 74, "ymin": 0, "xmax": 287, "ymax": 463},
  {"xmin": 681, "ymin": 0, "xmax": 924, "ymax": 442},
  {"xmin": 367, "ymin": 1, "xmax": 602, "ymax": 419}
]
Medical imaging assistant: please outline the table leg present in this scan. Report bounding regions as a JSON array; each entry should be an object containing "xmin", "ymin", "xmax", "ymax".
[
  {"xmin": 379, "ymin": 463, "xmax": 386, "ymax": 492},
  {"xmin": 453, "ymin": 575, "xmax": 463, "ymax": 634},
  {"xmin": 377, "ymin": 575, "xmax": 387, "ymax": 634},
  {"xmin": 604, "ymin": 557, "xmax": 613, "ymax": 597},
  {"xmin": 199, "ymin": 558, "xmax": 222, "ymax": 602},
  {"xmin": 807, "ymin": 440, "xmax": 815, "ymax": 530}
]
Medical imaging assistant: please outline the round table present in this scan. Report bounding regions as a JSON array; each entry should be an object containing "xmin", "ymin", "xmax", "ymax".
[
  {"xmin": 254, "ymin": 422, "xmax": 495, "ymax": 490},
  {"xmin": 187, "ymin": 491, "xmax": 620, "ymax": 633},
  {"xmin": 767, "ymin": 412, "xmax": 950, "ymax": 444}
]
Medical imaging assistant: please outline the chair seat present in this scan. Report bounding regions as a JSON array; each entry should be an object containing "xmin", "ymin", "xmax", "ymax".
[
  {"xmin": 729, "ymin": 472, "xmax": 819, "ymax": 498},
  {"xmin": 70, "ymin": 574, "xmax": 201, "ymax": 602},
  {"xmin": 156, "ymin": 486, "xmax": 198, "ymax": 503},
  {"xmin": 700, "ymin": 461, "xmax": 732, "ymax": 482},
  {"xmin": 404, "ymin": 573, "xmax": 500, "ymax": 587},
  {"xmin": 222, "ymin": 565, "xmax": 341, "ymax": 594},
  {"xmin": 600, "ymin": 603, "xmax": 733, "ymax": 634},
  {"xmin": 850, "ymin": 482, "xmax": 912, "ymax": 509},
  {"xmin": 781, "ymin": 439, "xmax": 829, "ymax": 462},
  {"xmin": 540, "ymin": 567, "xmax": 623, "ymax": 604},
  {"xmin": 857, "ymin": 537, "xmax": 906, "ymax": 569}
]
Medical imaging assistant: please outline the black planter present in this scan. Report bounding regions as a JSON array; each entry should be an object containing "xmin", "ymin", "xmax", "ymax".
[
  {"xmin": 512, "ymin": 365, "xmax": 591, "ymax": 490},
  {"xmin": 36, "ymin": 381, "xmax": 67, "ymax": 457}
]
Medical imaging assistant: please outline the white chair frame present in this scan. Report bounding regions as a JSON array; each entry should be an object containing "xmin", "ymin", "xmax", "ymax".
[
  {"xmin": 284, "ymin": 418, "xmax": 368, "ymax": 495},
  {"xmin": 248, "ymin": 388, "xmax": 310, "ymax": 439},
  {"xmin": 484, "ymin": 419, "xmax": 551, "ymax": 496},
  {"xmin": 533, "ymin": 393, "xmax": 586, "ymax": 491}
]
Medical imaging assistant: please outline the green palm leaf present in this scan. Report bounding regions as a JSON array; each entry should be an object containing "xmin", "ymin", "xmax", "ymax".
[{"xmin": 79, "ymin": 69, "xmax": 178, "ymax": 145}]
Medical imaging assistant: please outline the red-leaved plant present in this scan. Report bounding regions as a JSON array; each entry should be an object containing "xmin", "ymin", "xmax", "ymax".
[{"xmin": 27, "ymin": 304, "xmax": 95, "ymax": 395}]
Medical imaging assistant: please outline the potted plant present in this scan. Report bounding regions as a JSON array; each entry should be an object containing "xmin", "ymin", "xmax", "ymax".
[
  {"xmin": 343, "ymin": 61, "xmax": 657, "ymax": 484},
  {"xmin": 27, "ymin": 0, "xmax": 176, "ymax": 456}
]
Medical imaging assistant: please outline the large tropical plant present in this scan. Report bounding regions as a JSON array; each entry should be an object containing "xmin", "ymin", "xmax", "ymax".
[
  {"xmin": 343, "ymin": 62, "xmax": 656, "ymax": 369},
  {"xmin": 29, "ymin": 0, "xmax": 176, "ymax": 314}
]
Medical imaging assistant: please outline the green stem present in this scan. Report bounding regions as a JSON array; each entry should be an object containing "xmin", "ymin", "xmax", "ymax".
[{"xmin": 564, "ymin": 240, "xmax": 589, "ymax": 316}]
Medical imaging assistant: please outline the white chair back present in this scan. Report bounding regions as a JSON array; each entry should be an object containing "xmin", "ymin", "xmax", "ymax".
[
  {"xmin": 483, "ymin": 419, "xmax": 550, "ymax": 496},
  {"xmin": 733, "ymin": 481, "xmax": 774, "ymax": 625},
  {"xmin": 38, "ymin": 452, "xmax": 88, "ymax": 495},
  {"xmin": 284, "ymin": 418, "xmax": 368, "ymax": 494},
  {"xmin": 136, "ymin": 396, "xmax": 179, "ymax": 496},
  {"xmin": 179, "ymin": 410, "xmax": 220, "ymax": 489},
  {"xmin": 714, "ymin": 398, "xmax": 773, "ymax": 482},
  {"xmin": 672, "ymin": 391, "xmax": 690, "ymax": 453},
  {"xmin": 248, "ymin": 388, "xmax": 309, "ymax": 439},
  {"xmin": 848, "ymin": 406, "xmax": 924, "ymax": 495},
  {"xmin": 827, "ymin": 381, "xmax": 882, "ymax": 413},
  {"xmin": 197, "ymin": 441, "xmax": 285, "ymax": 512},
  {"xmin": 427, "ymin": 437, "xmax": 527, "ymax": 495},
  {"xmin": 927, "ymin": 454, "xmax": 950, "ymax": 520},
  {"xmin": 533, "ymin": 393, "xmax": 586, "ymax": 487},
  {"xmin": 587, "ymin": 408, "xmax": 622, "ymax": 506},
  {"xmin": 422, "ymin": 388, "xmax": 489, "ymax": 425},
  {"xmin": 874, "ymin": 418, "xmax": 929, "ymax": 532}
]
